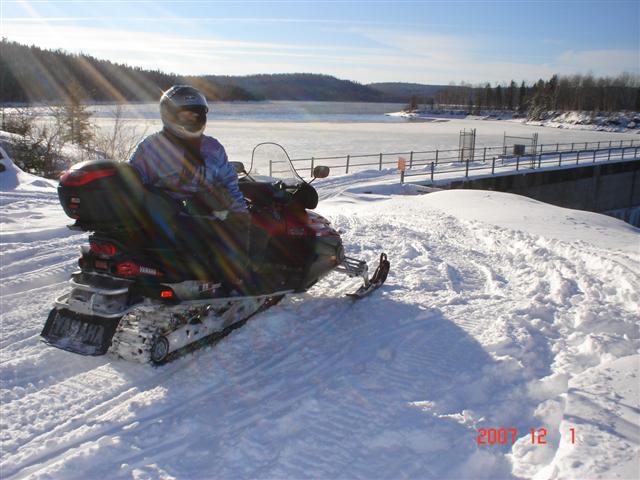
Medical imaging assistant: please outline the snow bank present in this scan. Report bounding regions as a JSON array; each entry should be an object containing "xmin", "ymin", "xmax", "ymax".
[
  {"xmin": 0, "ymin": 147, "xmax": 74, "ymax": 240},
  {"xmin": 0, "ymin": 145, "xmax": 57, "ymax": 192},
  {"xmin": 419, "ymin": 189, "xmax": 640, "ymax": 254},
  {"xmin": 530, "ymin": 111, "xmax": 640, "ymax": 133},
  {"xmin": 387, "ymin": 110, "xmax": 640, "ymax": 133},
  {"xmin": 525, "ymin": 355, "xmax": 639, "ymax": 480}
]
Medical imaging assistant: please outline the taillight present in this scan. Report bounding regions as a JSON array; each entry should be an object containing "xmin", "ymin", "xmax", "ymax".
[
  {"xmin": 60, "ymin": 168, "xmax": 116, "ymax": 187},
  {"xmin": 90, "ymin": 241, "xmax": 117, "ymax": 257}
]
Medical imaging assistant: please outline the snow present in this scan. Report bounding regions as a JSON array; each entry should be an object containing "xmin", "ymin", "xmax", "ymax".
[
  {"xmin": 87, "ymin": 109, "xmax": 640, "ymax": 165},
  {"xmin": 0, "ymin": 147, "xmax": 57, "ymax": 193},
  {"xmin": 1, "ymin": 145, "xmax": 639, "ymax": 479},
  {"xmin": 388, "ymin": 109, "xmax": 640, "ymax": 134}
]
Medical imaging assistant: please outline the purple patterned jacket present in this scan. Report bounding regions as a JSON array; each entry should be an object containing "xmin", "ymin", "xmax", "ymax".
[{"xmin": 128, "ymin": 131, "xmax": 247, "ymax": 213}]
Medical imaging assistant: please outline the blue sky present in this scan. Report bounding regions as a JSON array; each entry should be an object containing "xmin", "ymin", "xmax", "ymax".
[{"xmin": 1, "ymin": 0, "xmax": 638, "ymax": 84}]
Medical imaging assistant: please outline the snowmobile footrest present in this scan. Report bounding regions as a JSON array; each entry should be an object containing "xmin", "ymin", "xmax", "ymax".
[{"xmin": 336, "ymin": 256, "xmax": 369, "ymax": 280}]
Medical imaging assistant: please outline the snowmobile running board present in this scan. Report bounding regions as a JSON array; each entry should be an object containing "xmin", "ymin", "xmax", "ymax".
[{"xmin": 337, "ymin": 253, "xmax": 390, "ymax": 299}]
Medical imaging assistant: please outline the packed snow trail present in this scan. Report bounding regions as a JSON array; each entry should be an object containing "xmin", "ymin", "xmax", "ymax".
[{"xmin": 1, "ymin": 162, "xmax": 639, "ymax": 478}]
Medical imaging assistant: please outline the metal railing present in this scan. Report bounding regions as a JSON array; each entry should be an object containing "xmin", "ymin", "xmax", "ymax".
[
  {"xmin": 400, "ymin": 145, "xmax": 640, "ymax": 185},
  {"xmin": 270, "ymin": 139, "xmax": 639, "ymax": 177}
]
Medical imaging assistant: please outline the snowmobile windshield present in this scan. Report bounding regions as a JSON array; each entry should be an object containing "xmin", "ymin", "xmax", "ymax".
[{"xmin": 249, "ymin": 143, "xmax": 304, "ymax": 186}]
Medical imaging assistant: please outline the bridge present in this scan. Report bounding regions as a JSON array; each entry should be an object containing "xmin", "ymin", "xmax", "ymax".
[{"xmin": 282, "ymin": 140, "xmax": 640, "ymax": 227}]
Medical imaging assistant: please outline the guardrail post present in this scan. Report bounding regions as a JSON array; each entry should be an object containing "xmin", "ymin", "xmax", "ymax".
[
  {"xmin": 576, "ymin": 151, "xmax": 580, "ymax": 165},
  {"xmin": 636, "ymin": 146, "xmax": 639, "ymax": 158},
  {"xmin": 465, "ymin": 156, "xmax": 470, "ymax": 177},
  {"xmin": 559, "ymin": 152, "xmax": 563, "ymax": 166},
  {"xmin": 409, "ymin": 151, "xmax": 414, "ymax": 169},
  {"xmin": 608, "ymin": 148, "xmax": 611, "ymax": 161},
  {"xmin": 593, "ymin": 150, "xmax": 596, "ymax": 163},
  {"xmin": 598, "ymin": 141, "xmax": 601, "ymax": 149},
  {"xmin": 379, "ymin": 153, "xmax": 383, "ymax": 171},
  {"xmin": 430, "ymin": 162, "xmax": 435, "ymax": 182},
  {"xmin": 571, "ymin": 142, "xmax": 574, "ymax": 150},
  {"xmin": 492, "ymin": 157, "xmax": 495, "ymax": 174},
  {"xmin": 311, "ymin": 156, "xmax": 315, "ymax": 173},
  {"xmin": 622, "ymin": 148, "xmax": 625, "ymax": 160},
  {"xmin": 346, "ymin": 155, "xmax": 350, "ymax": 174},
  {"xmin": 620, "ymin": 140, "xmax": 624, "ymax": 148},
  {"xmin": 609, "ymin": 140, "xmax": 613, "ymax": 148},
  {"xmin": 483, "ymin": 147, "xmax": 487, "ymax": 163},
  {"xmin": 435, "ymin": 149, "xmax": 439, "ymax": 165},
  {"xmin": 538, "ymin": 153, "xmax": 542, "ymax": 168},
  {"xmin": 516, "ymin": 156, "xmax": 520, "ymax": 171},
  {"xmin": 584, "ymin": 142, "xmax": 588, "ymax": 150},
  {"xmin": 269, "ymin": 159, "xmax": 273, "ymax": 177},
  {"xmin": 556, "ymin": 143, "xmax": 559, "ymax": 152},
  {"xmin": 400, "ymin": 169, "xmax": 405, "ymax": 184}
]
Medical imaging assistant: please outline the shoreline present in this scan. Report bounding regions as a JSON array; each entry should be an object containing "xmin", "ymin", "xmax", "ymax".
[{"xmin": 387, "ymin": 109, "xmax": 640, "ymax": 134}]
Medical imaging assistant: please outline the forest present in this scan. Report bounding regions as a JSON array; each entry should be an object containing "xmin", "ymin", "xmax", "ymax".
[
  {"xmin": 412, "ymin": 75, "xmax": 640, "ymax": 118},
  {"xmin": 1, "ymin": 38, "xmax": 638, "ymax": 115},
  {"xmin": 0, "ymin": 39, "xmax": 397, "ymax": 103}
]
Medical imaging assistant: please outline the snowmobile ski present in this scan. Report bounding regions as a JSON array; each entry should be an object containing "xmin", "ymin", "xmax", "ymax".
[
  {"xmin": 346, "ymin": 253, "xmax": 390, "ymax": 299},
  {"xmin": 336, "ymin": 253, "xmax": 390, "ymax": 299}
]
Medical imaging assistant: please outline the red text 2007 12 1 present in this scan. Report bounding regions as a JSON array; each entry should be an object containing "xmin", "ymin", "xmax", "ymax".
[{"xmin": 476, "ymin": 427, "xmax": 577, "ymax": 445}]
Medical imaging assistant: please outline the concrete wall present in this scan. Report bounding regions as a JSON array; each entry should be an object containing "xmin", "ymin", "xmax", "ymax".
[{"xmin": 444, "ymin": 159, "xmax": 640, "ymax": 225}]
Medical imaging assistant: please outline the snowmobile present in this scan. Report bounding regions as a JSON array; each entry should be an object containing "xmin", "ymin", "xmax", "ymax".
[{"xmin": 41, "ymin": 143, "xmax": 389, "ymax": 364}]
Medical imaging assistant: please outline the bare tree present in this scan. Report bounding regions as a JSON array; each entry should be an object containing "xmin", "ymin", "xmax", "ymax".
[{"xmin": 93, "ymin": 104, "xmax": 148, "ymax": 161}]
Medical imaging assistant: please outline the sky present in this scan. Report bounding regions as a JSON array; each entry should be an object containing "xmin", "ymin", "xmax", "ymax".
[{"xmin": 1, "ymin": 0, "xmax": 639, "ymax": 85}]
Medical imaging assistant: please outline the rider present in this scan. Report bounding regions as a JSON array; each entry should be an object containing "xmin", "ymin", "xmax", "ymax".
[{"xmin": 128, "ymin": 85, "xmax": 250, "ymax": 290}]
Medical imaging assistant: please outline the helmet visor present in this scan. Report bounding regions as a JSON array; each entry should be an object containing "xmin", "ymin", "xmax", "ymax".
[{"xmin": 174, "ymin": 105, "xmax": 207, "ymax": 134}]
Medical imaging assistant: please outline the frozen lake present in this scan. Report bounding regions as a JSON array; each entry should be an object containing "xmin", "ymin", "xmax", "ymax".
[
  {"xmin": 89, "ymin": 101, "xmax": 640, "ymax": 164},
  {"xmin": 90, "ymin": 101, "xmax": 409, "ymax": 123}
]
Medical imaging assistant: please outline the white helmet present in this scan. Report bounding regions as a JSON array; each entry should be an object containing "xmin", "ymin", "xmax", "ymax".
[{"xmin": 159, "ymin": 85, "xmax": 209, "ymax": 139}]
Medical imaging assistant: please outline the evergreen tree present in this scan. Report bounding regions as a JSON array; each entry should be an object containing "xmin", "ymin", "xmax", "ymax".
[
  {"xmin": 495, "ymin": 85, "xmax": 503, "ymax": 109},
  {"xmin": 483, "ymin": 83, "xmax": 493, "ymax": 111},
  {"xmin": 546, "ymin": 74, "xmax": 559, "ymax": 110},
  {"xmin": 518, "ymin": 81, "xmax": 527, "ymax": 113},
  {"xmin": 60, "ymin": 82, "xmax": 94, "ymax": 147},
  {"xmin": 506, "ymin": 80, "xmax": 516, "ymax": 110}
]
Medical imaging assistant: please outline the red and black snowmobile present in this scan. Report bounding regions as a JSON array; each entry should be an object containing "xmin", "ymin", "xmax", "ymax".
[{"xmin": 41, "ymin": 143, "xmax": 389, "ymax": 364}]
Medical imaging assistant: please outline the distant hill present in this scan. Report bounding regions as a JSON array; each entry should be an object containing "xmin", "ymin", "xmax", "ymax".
[
  {"xmin": 368, "ymin": 82, "xmax": 449, "ymax": 99},
  {"xmin": 0, "ymin": 39, "xmax": 428, "ymax": 104},
  {"xmin": 0, "ymin": 39, "xmax": 258, "ymax": 103},
  {"xmin": 203, "ymin": 73, "xmax": 404, "ymax": 102}
]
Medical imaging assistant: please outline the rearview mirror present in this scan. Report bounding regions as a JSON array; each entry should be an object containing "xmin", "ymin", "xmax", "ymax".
[
  {"xmin": 312, "ymin": 166, "xmax": 330, "ymax": 179},
  {"xmin": 230, "ymin": 161, "xmax": 246, "ymax": 175}
]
